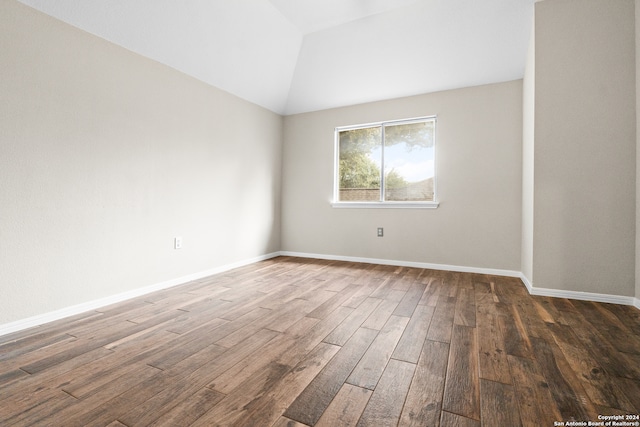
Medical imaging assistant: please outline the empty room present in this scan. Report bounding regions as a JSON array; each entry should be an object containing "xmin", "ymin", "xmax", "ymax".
[{"xmin": 1, "ymin": 0, "xmax": 640, "ymax": 425}]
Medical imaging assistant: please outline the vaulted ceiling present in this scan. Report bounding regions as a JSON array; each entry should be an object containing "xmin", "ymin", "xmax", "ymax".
[{"xmin": 16, "ymin": 0, "xmax": 534, "ymax": 115}]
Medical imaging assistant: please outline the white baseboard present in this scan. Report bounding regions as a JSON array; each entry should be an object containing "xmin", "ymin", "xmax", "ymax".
[
  {"xmin": 283, "ymin": 251, "xmax": 640, "ymax": 308},
  {"xmin": 0, "ymin": 252, "xmax": 280, "ymax": 338},
  {"xmin": 2, "ymin": 251, "xmax": 638, "ymax": 338},
  {"xmin": 519, "ymin": 273, "xmax": 637, "ymax": 306},
  {"xmin": 279, "ymin": 251, "xmax": 522, "ymax": 278},
  {"xmin": 519, "ymin": 273, "xmax": 534, "ymax": 294}
]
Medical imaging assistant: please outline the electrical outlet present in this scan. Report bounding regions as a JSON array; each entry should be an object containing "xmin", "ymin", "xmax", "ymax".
[
  {"xmin": 174, "ymin": 237, "xmax": 182, "ymax": 249},
  {"xmin": 377, "ymin": 227, "xmax": 384, "ymax": 237}
]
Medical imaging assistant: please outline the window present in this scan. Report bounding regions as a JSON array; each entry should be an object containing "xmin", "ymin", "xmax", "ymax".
[{"xmin": 333, "ymin": 116, "xmax": 437, "ymax": 208}]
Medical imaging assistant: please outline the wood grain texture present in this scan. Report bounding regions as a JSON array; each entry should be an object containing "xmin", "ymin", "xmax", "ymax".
[
  {"xmin": 360, "ymin": 299, "xmax": 399, "ymax": 330},
  {"xmin": 442, "ymin": 325, "xmax": 480, "ymax": 420},
  {"xmin": 479, "ymin": 379, "xmax": 522, "ymax": 427},
  {"xmin": 197, "ymin": 342, "xmax": 340, "ymax": 427},
  {"xmin": 356, "ymin": 358, "xmax": 415, "ymax": 427},
  {"xmin": 146, "ymin": 387, "xmax": 225, "ymax": 427},
  {"xmin": 399, "ymin": 339, "xmax": 450, "ymax": 427},
  {"xmin": 440, "ymin": 411, "xmax": 481, "ymax": 427},
  {"xmin": 271, "ymin": 417, "xmax": 311, "ymax": 427},
  {"xmin": 530, "ymin": 336, "xmax": 598, "ymax": 422},
  {"xmin": 500, "ymin": 304, "xmax": 533, "ymax": 358},
  {"xmin": 476, "ymin": 309, "xmax": 512, "ymax": 384},
  {"xmin": 391, "ymin": 304, "xmax": 435, "ymax": 363},
  {"xmin": 616, "ymin": 377, "xmax": 640, "ymax": 412},
  {"xmin": 346, "ymin": 315, "xmax": 409, "ymax": 390},
  {"xmin": 393, "ymin": 281, "xmax": 427, "ymax": 317},
  {"xmin": 315, "ymin": 384, "xmax": 372, "ymax": 427},
  {"xmin": 508, "ymin": 354, "xmax": 563, "ymax": 427},
  {"xmin": 454, "ymin": 287, "xmax": 476, "ymax": 327},
  {"xmin": 284, "ymin": 327, "xmax": 377, "ymax": 426},
  {"xmin": 546, "ymin": 322, "xmax": 636, "ymax": 411},
  {"xmin": 1, "ymin": 256, "xmax": 638, "ymax": 426},
  {"xmin": 322, "ymin": 297, "xmax": 381, "ymax": 346},
  {"xmin": 556, "ymin": 300, "xmax": 640, "ymax": 381},
  {"xmin": 571, "ymin": 300, "xmax": 640, "ymax": 355},
  {"xmin": 426, "ymin": 294, "xmax": 457, "ymax": 343}
]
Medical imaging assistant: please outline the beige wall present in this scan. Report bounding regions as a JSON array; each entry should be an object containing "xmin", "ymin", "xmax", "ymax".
[
  {"xmin": 0, "ymin": 1, "xmax": 283, "ymax": 325},
  {"xmin": 282, "ymin": 81, "xmax": 523, "ymax": 272},
  {"xmin": 534, "ymin": 0, "xmax": 636, "ymax": 296},
  {"xmin": 522, "ymin": 19, "xmax": 536, "ymax": 284},
  {"xmin": 637, "ymin": 0, "xmax": 640, "ymax": 302}
]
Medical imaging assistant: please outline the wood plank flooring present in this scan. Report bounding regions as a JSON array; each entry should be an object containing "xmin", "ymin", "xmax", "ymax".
[{"xmin": 1, "ymin": 256, "xmax": 639, "ymax": 426}]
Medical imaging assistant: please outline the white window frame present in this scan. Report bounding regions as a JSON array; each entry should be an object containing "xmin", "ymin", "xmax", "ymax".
[{"xmin": 332, "ymin": 116, "xmax": 439, "ymax": 209}]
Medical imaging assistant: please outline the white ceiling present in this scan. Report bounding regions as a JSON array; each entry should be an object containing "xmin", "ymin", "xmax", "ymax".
[
  {"xmin": 17, "ymin": 0, "xmax": 534, "ymax": 115},
  {"xmin": 268, "ymin": 0, "xmax": 423, "ymax": 34}
]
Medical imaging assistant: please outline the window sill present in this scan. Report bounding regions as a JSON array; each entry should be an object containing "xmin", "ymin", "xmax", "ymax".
[{"xmin": 331, "ymin": 201, "xmax": 439, "ymax": 209}]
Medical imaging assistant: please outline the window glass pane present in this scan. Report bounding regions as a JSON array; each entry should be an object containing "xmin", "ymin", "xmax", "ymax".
[
  {"xmin": 338, "ymin": 127, "xmax": 382, "ymax": 201},
  {"xmin": 383, "ymin": 121, "xmax": 435, "ymax": 201}
]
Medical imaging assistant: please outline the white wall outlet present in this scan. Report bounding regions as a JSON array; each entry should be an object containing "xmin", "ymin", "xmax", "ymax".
[
  {"xmin": 377, "ymin": 227, "xmax": 384, "ymax": 237},
  {"xmin": 174, "ymin": 237, "xmax": 182, "ymax": 249}
]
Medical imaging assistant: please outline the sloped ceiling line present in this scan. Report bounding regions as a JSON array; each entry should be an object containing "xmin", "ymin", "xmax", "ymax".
[{"xmin": 16, "ymin": 0, "xmax": 534, "ymax": 115}]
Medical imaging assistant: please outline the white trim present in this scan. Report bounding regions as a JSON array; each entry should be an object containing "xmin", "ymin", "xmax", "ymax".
[
  {"xmin": 334, "ymin": 116, "xmax": 438, "ymax": 206},
  {"xmin": 336, "ymin": 116, "xmax": 437, "ymax": 132},
  {"xmin": 3, "ymin": 251, "xmax": 638, "ymax": 337},
  {"xmin": 283, "ymin": 252, "xmax": 639, "ymax": 308},
  {"xmin": 0, "ymin": 252, "xmax": 280, "ymax": 338},
  {"xmin": 279, "ymin": 251, "xmax": 521, "ymax": 278},
  {"xmin": 520, "ymin": 273, "xmax": 636, "ymax": 306},
  {"xmin": 331, "ymin": 201, "xmax": 439, "ymax": 209},
  {"xmin": 519, "ymin": 273, "xmax": 533, "ymax": 294},
  {"xmin": 528, "ymin": 286, "xmax": 636, "ymax": 306}
]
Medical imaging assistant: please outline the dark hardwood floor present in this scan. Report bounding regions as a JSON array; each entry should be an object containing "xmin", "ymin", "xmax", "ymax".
[{"xmin": 1, "ymin": 256, "xmax": 639, "ymax": 426}]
